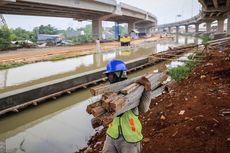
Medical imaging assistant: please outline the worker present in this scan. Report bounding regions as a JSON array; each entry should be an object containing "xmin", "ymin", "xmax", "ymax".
[{"xmin": 102, "ymin": 59, "xmax": 152, "ymax": 153}]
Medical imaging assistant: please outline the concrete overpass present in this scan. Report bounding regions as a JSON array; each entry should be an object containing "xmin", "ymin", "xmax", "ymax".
[
  {"xmin": 158, "ymin": 0, "xmax": 230, "ymax": 36},
  {"xmin": 0, "ymin": 0, "xmax": 157, "ymax": 40}
]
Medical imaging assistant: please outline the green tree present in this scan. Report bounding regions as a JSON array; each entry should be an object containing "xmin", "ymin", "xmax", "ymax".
[
  {"xmin": 31, "ymin": 24, "xmax": 59, "ymax": 42},
  {"xmin": 36, "ymin": 24, "xmax": 58, "ymax": 35},
  {"xmin": 0, "ymin": 26, "xmax": 14, "ymax": 49},
  {"xmin": 13, "ymin": 28, "xmax": 35, "ymax": 41},
  {"xmin": 71, "ymin": 24, "xmax": 92, "ymax": 44}
]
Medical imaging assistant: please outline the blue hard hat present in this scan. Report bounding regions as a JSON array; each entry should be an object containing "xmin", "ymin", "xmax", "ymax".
[{"xmin": 105, "ymin": 59, "xmax": 127, "ymax": 74}]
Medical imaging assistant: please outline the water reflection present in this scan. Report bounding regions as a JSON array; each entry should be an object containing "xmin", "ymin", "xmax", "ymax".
[
  {"xmin": 0, "ymin": 95, "xmax": 102, "ymax": 153},
  {"xmin": 0, "ymin": 36, "xmax": 200, "ymax": 89}
]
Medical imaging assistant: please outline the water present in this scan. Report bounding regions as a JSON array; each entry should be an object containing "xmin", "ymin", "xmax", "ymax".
[
  {"xmin": 0, "ymin": 36, "xmax": 200, "ymax": 153},
  {"xmin": 0, "ymin": 36, "xmax": 198, "ymax": 90}
]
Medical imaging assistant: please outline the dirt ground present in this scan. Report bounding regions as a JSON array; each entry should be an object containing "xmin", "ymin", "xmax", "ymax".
[
  {"xmin": 0, "ymin": 36, "xmax": 160, "ymax": 64},
  {"xmin": 79, "ymin": 47, "xmax": 230, "ymax": 153}
]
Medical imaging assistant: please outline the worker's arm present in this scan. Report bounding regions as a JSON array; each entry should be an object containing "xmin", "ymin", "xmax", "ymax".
[
  {"xmin": 135, "ymin": 77, "xmax": 152, "ymax": 114},
  {"xmin": 138, "ymin": 91, "xmax": 151, "ymax": 113}
]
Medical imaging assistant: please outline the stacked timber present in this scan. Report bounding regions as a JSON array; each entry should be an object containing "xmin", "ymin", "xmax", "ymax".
[
  {"xmin": 207, "ymin": 37, "xmax": 230, "ymax": 49},
  {"xmin": 148, "ymin": 43, "xmax": 198, "ymax": 64},
  {"xmin": 86, "ymin": 72, "xmax": 168, "ymax": 128}
]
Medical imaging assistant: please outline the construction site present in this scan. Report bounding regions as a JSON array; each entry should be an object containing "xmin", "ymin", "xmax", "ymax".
[{"xmin": 0, "ymin": 0, "xmax": 230, "ymax": 153}]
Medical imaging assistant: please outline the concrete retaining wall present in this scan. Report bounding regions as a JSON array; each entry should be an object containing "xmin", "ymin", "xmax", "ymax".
[{"xmin": 0, "ymin": 57, "xmax": 148, "ymax": 111}]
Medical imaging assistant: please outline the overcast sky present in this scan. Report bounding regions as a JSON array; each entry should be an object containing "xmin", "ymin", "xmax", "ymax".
[{"xmin": 4, "ymin": 0, "xmax": 201, "ymax": 31}]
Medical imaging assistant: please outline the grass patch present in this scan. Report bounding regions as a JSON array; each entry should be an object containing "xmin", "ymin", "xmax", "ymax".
[
  {"xmin": 0, "ymin": 63, "xmax": 25, "ymax": 70},
  {"xmin": 49, "ymin": 55, "xmax": 67, "ymax": 61},
  {"xmin": 168, "ymin": 58, "xmax": 198, "ymax": 81}
]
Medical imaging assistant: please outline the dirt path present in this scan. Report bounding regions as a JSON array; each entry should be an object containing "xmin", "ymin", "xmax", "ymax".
[
  {"xmin": 0, "ymin": 36, "xmax": 160, "ymax": 64},
  {"xmin": 79, "ymin": 47, "xmax": 230, "ymax": 153}
]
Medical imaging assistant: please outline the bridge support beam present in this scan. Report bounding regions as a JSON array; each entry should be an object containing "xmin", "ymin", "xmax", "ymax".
[
  {"xmin": 176, "ymin": 26, "xmax": 179, "ymax": 35},
  {"xmin": 206, "ymin": 21, "xmax": 212, "ymax": 32},
  {"xmin": 128, "ymin": 22, "xmax": 135, "ymax": 34},
  {"xmin": 227, "ymin": 12, "xmax": 230, "ymax": 36},
  {"xmin": 168, "ymin": 27, "xmax": 171, "ymax": 33},
  {"xmin": 195, "ymin": 24, "xmax": 199, "ymax": 33},
  {"xmin": 185, "ymin": 25, "xmax": 189, "ymax": 33},
  {"xmin": 217, "ymin": 18, "xmax": 224, "ymax": 33},
  {"xmin": 92, "ymin": 19, "xmax": 102, "ymax": 40}
]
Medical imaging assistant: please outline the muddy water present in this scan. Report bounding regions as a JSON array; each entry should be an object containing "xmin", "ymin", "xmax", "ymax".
[
  {"xmin": 0, "ymin": 36, "xmax": 198, "ymax": 91},
  {"xmin": 0, "ymin": 36, "xmax": 200, "ymax": 153}
]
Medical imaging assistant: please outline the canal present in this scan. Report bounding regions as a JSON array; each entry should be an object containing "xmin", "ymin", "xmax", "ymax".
[{"xmin": 0, "ymin": 36, "xmax": 200, "ymax": 153}]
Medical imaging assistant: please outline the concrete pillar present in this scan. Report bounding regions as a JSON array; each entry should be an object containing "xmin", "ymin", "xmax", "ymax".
[
  {"xmin": 206, "ymin": 21, "xmax": 212, "ymax": 32},
  {"xmin": 92, "ymin": 19, "xmax": 102, "ymax": 40},
  {"xmin": 195, "ymin": 24, "xmax": 199, "ymax": 33},
  {"xmin": 217, "ymin": 18, "xmax": 224, "ymax": 33},
  {"xmin": 176, "ymin": 34, "xmax": 179, "ymax": 43},
  {"xmin": 185, "ymin": 25, "xmax": 189, "ymax": 33},
  {"xmin": 176, "ymin": 26, "xmax": 179, "ymax": 35},
  {"xmin": 128, "ymin": 22, "xmax": 135, "ymax": 34},
  {"xmin": 185, "ymin": 37, "xmax": 188, "ymax": 44},
  {"xmin": 94, "ymin": 53, "xmax": 102, "ymax": 67},
  {"xmin": 227, "ymin": 12, "xmax": 230, "ymax": 36},
  {"xmin": 168, "ymin": 27, "xmax": 171, "ymax": 33}
]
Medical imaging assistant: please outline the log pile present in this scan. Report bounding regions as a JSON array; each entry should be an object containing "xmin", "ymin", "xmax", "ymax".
[
  {"xmin": 148, "ymin": 43, "xmax": 198, "ymax": 64},
  {"xmin": 207, "ymin": 37, "xmax": 230, "ymax": 50},
  {"xmin": 86, "ymin": 72, "xmax": 168, "ymax": 128}
]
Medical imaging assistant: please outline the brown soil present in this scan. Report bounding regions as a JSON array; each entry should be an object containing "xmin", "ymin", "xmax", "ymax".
[
  {"xmin": 79, "ymin": 47, "xmax": 230, "ymax": 153},
  {"xmin": 0, "ymin": 36, "xmax": 160, "ymax": 64}
]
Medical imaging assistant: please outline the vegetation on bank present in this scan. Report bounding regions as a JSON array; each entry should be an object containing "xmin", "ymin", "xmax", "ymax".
[
  {"xmin": 199, "ymin": 35, "xmax": 211, "ymax": 44},
  {"xmin": 0, "ymin": 63, "xmax": 25, "ymax": 70},
  {"xmin": 0, "ymin": 26, "xmax": 14, "ymax": 49},
  {"xmin": 168, "ymin": 56, "xmax": 200, "ymax": 81},
  {"xmin": 0, "ymin": 23, "xmax": 129, "ymax": 49}
]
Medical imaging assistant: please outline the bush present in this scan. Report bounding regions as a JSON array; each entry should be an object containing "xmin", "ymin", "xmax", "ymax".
[
  {"xmin": 71, "ymin": 34, "xmax": 92, "ymax": 44},
  {"xmin": 0, "ymin": 26, "xmax": 14, "ymax": 49},
  {"xmin": 168, "ymin": 59, "xmax": 197, "ymax": 81},
  {"xmin": 199, "ymin": 36, "xmax": 210, "ymax": 44}
]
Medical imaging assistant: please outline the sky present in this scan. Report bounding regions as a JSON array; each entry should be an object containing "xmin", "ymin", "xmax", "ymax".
[{"xmin": 3, "ymin": 0, "xmax": 201, "ymax": 31}]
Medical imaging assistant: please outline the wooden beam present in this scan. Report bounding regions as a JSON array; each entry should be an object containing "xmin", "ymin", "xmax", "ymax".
[
  {"xmin": 212, "ymin": 0, "xmax": 218, "ymax": 9},
  {"xmin": 91, "ymin": 106, "xmax": 106, "ymax": 117}
]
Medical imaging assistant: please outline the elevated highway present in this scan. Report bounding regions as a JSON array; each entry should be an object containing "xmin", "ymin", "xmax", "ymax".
[
  {"xmin": 0, "ymin": 0, "xmax": 157, "ymax": 39},
  {"xmin": 158, "ymin": 0, "xmax": 230, "ymax": 36}
]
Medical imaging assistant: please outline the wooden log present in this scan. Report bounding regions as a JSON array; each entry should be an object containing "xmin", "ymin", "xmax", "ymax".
[
  {"xmin": 120, "ymin": 83, "xmax": 140, "ymax": 95},
  {"xmin": 90, "ymin": 77, "xmax": 140, "ymax": 96},
  {"xmin": 120, "ymin": 73, "xmax": 163, "ymax": 95},
  {"xmin": 91, "ymin": 117, "xmax": 102, "ymax": 129},
  {"xmin": 102, "ymin": 92, "xmax": 117, "ymax": 100},
  {"xmin": 102, "ymin": 99, "xmax": 111, "ymax": 110},
  {"xmin": 90, "ymin": 85, "xmax": 167, "ymax": 128},
  {"xmin": 91, "ymin": 106, "xmax": 106, "ymax": 117},
  {"xmin": 207, "ymin": 37, "xmax": 230, "ymax": 44},
  {"xmin": 86, "ymin": 101, "xmax": 101, "ymax": 114},
  {"xmin": 109, "ymin": 96, "xmax": 125, "ymax": 112},
  {"xmin": 97, "ymin": 112, "xmax": 114, "ymax": 127}
]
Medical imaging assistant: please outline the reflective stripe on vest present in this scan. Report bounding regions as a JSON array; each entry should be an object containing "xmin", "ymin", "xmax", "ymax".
[{"xmin": 106, "ymin": 110, "xmax": 143, "ymax": 143}]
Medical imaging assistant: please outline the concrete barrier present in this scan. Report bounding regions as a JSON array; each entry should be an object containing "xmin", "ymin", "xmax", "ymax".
[{"xmin": 0, "ymin": 57, "xmax": 149, "ymax": 111}]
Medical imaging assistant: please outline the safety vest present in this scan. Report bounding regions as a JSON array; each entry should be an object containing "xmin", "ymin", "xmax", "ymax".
[{"xmin": 106, "ymin": 110, "xmax": 143, "ymax": 143}]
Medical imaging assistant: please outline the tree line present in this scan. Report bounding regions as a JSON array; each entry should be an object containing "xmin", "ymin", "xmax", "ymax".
[{"xmin": 0, "ymin": 24, "xmax": 127, "ymax": 49}]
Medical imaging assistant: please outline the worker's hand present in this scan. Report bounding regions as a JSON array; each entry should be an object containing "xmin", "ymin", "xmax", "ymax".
[{"xmin": 136, "ymin": 76, "xmax": 151, "ymax": 91}]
